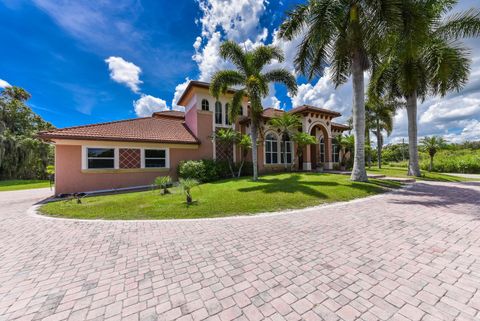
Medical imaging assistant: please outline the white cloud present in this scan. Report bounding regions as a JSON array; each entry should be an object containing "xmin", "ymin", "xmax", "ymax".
[
  {"xmin": 0, "ymin": 79, "xmax": 11, "ymax": 88},
  {"xmin": 196, "ymin": 0, "xmax": 266, "ymax": 41},
  {"xmin": 105, "ymin": 56, "xmax": 142, "ymax": 93},
  {"xmin": 192, "ymin": 32, "xmax": 229, "ymax": 81},
  {"xmin": 443, "ymin": 119, "xmax": 480, "ymax": 143},
  {"xmin": 172, "ymin": 78, "xmax": 190, "ymax": 111},
  {"xmin": 133, "ymin": 94, "xmax": 168, "ymax": 117}
]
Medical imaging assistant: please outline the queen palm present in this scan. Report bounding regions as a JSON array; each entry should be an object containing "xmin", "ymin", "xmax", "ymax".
[
  {"xmin": 278, "ymin": 0, "xmax": 401, "ymax": 181},
  {"xmin": 420, "ymin": 136, "xmax": 446, "ymax": 172},
  {"xmin": 268, "ymin": 113, "xmax": 301, "ymax": 170},
  {"xmin": 210, "ymin": 41, "xmax": 298, "ymax": 181},
  {"xmin": 369, "ymin": 0, "xmax": 480, "ymax": 176},
  {"xmin": 365, "ymin": 96, "xmax": 400, "ymax": 168}
]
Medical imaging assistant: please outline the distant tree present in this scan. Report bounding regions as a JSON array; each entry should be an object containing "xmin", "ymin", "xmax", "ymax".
[
  {"xmin": 268, "ymin": 113, "xmax": 301, "ymax": 170},
  {"xmin": 420, "ymin": 136, "xmax": 447, "ymax": 172},
  {"xmin": 292, "ymin": 132, "xmax": 317, "ymax": 170},
  {"xmin": 210, "ymin": 41, "xmax": 297, "ymax": 181}
]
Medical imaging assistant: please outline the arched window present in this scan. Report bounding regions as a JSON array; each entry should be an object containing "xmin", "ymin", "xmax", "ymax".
[
  {"xmin": 215, "ymin": 101, "xmax": 222, "ymax": 124},
  {"xmin": 332, "ymin": 142, "xmax": 340, "ymax": 163},
  {"xmin": 319, "ymin": 137, "xmax": 325, "ymax": 163},
  {"xmin": 225, "ymin": 103, "xmax": 230, "ymax": 125},
  {"xmin": 281, "ymin": 134, "xmax": 293, "ymax": 164},
  {"xmin": 201, "ymin": 99, "xmax": 209, "ymax": 111},
  {"xmin": 265, "ymin": 133, "xmax": 278, "ymax": 164}
]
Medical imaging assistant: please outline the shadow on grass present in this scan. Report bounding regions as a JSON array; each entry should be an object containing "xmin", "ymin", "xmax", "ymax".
[{"xmin": 237, "ymin": 174, "xmax": 336, "ymax": 198}]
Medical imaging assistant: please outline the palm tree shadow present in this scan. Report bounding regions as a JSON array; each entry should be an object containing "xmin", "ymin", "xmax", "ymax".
[
  {"xmin": 387, "ymin": 182, "xmax": 480, "ymax": 219},
  {"xmin": 238, "ymin": 174, "xmax": 337, "ymax": 198}
]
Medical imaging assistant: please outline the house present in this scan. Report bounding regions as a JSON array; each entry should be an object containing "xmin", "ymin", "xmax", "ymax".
[{"xmin": 39, "ymin": 81, "xmax": 349, "ymax": 195}]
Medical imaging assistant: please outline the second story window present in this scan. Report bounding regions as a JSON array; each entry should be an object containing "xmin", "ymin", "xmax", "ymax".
[
  {"xmin": 201, "ymin": 99, "xmax": 209, "ymax": 111},
  {"xmin": 225, "ymin": 103, "xmax": 230, "ymax": 125},
  {"xmin": 215, "ymin": 101, "xmax": 222, "ymax": 124}
]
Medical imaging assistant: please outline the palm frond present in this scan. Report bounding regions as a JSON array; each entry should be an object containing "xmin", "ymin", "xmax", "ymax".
[
  {"xmin": 278, "ymin": 4, "xmax": 309, "ymax": 40},
  {"xmin": 230, "ymin": 89, "xmax": 246, "ymax": 122},
  {"xmin": 251, "ymin": 46, "xmax": 285, "ymax": 71},
  {"xmin": 209, "ymin": 70, "xmax": 245, "ymax": 99},
  {"xmin": 262, "ymin": 69, "xmax": 298, "ymax": 96},
  {"xmin": 219, "ymin": 41, "xmax": 249, "ymax": 74},
  {"xmin": 435, "ymin": 8, "xmax": 480, "ymax": 40}
]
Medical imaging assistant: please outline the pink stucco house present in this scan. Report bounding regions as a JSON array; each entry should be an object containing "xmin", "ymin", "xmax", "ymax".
[{"xmin": 40, "ymin": 81, "xmax": 349, "ymax": 195}]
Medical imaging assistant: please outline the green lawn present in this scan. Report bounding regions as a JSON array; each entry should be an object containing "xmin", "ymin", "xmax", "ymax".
[
  {"xmin": 367, "ymin": 166, "xmax": 476, "ymax": 182},
  {"xmin": 0, "ymin": 179, "xmax": 51, "ymax": 191},
  {"xmin": 40, "ymin": 173, "xmax": 401, "ymax": 220}
]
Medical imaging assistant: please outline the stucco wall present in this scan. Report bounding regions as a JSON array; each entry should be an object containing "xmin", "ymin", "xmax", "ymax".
[{"xmin": 55, "ymin": 144, "xmax": 201, "ymax": 195}]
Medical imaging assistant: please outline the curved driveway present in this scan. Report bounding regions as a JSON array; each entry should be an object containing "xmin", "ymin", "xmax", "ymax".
[{"xmin": 1, "ymin": 182, "xmax": 480, "ymax": 321}]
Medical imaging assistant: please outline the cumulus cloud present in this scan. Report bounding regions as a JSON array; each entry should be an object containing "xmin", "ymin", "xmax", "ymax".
[
  {"xmin": 444, "ymin": 119, "xmax": 480, "ymax": 143},
  {"xmin": 0, "ymin": 79, "xmax": 11, "ymax": 88},
  {"xmin": 105, "ymin": 56, "xmax": 142, "ymax": 93},
  {"xmin": 133, "ymin": 94, "xmax": 168, "ymax": 117}
]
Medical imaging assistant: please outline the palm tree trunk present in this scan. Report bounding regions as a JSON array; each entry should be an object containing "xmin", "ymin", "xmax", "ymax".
[
  {"xmin": 406, "ymin": 92, "xmax": 421, "ymax": 177},
  {"xmin": 282, "ymin": 137, "xmax": 288, "ymax": 170},
  {"xmin": 429, "ymin": 155, "xmax": 433, "ymax": 172},
  {"xmin": 251, "ymin": 121, "xmax": 259, "ymax": 181},
  {"xmin": 376, "ymin": 119, "xmax": 382, "ymax": 169},
  {"xmin": 350, "ymin": 52, "xmax": 368, "ymax": 182}
]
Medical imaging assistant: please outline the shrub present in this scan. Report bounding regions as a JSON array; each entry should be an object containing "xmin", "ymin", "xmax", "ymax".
[
  {"xmin": 154, "ymin": 176, "xmax": 172, "ymax": 195},
  {"xmin": 179, "ymin": 178, "xmax": 199, "ymax": 205},
  {"xmin": 178, "ymin": 160, "xmax": 208, "ymax": 182}
]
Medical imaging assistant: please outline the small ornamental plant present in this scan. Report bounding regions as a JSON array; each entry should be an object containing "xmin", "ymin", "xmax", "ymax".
[
  {"xmin": 179, "ymin": 178, "xmax": 199, "ymax": 205},
  {"xmin": 154, "ymin": 176, "xmax": 172, "ymax": 195}
]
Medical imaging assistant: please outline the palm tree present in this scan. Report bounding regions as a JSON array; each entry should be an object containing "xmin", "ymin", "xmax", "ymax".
[
  {"xmin": 268, "ymin": 113, "xmax": 301, "ymax": 170},
  {"xmin": 420, "ymin": 136, "xmax": 446, "ymax": 172},
  {"xmin": 237, "ymin": 134, "xmax": 252, "ymax": 178},
  {"xmin": 210, "ymin": 41, "xmax": 298, "ymax": 181},
  {"xmin": 369, "ymin": 0, "xmax": 480, "ymax": 176},
  {"xmin": 292, "ymin": 132, "xmax": 317, "ymax": 170},
  {"xmin": 179, "ymin": 178, "xmax": 199, "ymax": 205},
  {"xmin": 213, "ymin": 128, "xmax": 239, "ymax": 177},
  {"xmin": 278, "ymin": 0, "xmax": 401, "ymax": 182},
  {"xmin": 334, "ymin": 134, "xmax": 355, "ymax": 170},
  {"xmin": 365, "ymin": 96, "xmax": 401, "ymax": 168}
]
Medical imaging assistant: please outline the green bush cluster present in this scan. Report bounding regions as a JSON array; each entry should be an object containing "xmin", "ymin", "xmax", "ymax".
[
  {"xmin": 419, "ymin": 149, "xmax": 480, "ymax": 173},
  {"xmin": 178, "ymin": 159, "xmax": 253, "ymax": 182}
]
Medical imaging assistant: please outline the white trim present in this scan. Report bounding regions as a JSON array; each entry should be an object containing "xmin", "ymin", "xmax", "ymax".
[
  {"xmin": 82, "ymin": 146, "xmax": 118, "ymax": 170},
  {"xmin": 141, "ymin": 148, "xmax": 170, "ymax": 169},
  {"xmin": 263, "ymin": 132, "xmax": 294, "ymax": 166}
]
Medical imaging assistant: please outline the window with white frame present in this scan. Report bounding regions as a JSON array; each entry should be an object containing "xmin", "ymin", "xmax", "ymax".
[
  {"xmin": 319, "ymin": 137, "xmax": 325, "ymax": 163},
  {"xmin": 87, "ymin": 148, "xmax": 115, "ymax": 169},
  {"xmin": 215, "ymin": 101, "xmax": 222, "ymax": 124},
  {"xmin": 201, "ymin": 99, "xmax": 209, "ymax": 111},
  {"xmin": 265, "ymin": 133, "xmax": 278, "ymax": 164},
  {"xmin": 332, "ymin": 144, "xmax": 340, "ymax": 163},
  {"xmin": 144, "ymin": 149, "xmax": 167, "ymax": 168},
  {"xmin": 280, "ymin": 136, "xmax": 293, "ymax": 164}
]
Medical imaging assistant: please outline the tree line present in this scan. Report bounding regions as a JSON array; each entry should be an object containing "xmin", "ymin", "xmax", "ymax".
[
  {"xmin": 210, "ymin": 0, "xmax": 480, "ymax": 181},
  {"xmin": 0, "ymin": 86, "xmax": 54, "ymax": 180}
]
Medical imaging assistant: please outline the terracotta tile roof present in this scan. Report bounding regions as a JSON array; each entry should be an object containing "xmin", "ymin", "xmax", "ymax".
[
  {"xmin": 262, "ymin": 107, "xmax": 285, "ymax": 118},
  {"xmin": 177, "ymin": 80, "xmax": 237, "ymax": 106},
  {"xmin": 39, "ymin": 116, "xmax": 199, "ymax": 144},
  {"xmin": 331, "ymin": 122, "xmax": 350, "ymax": 130},
  {"xmin": 152, "ymin": 110, "xmax": 185, "ymax": 118},
  {"xmin": 289, "ymin": 105, "xmax": 341, "ymax": 117}
]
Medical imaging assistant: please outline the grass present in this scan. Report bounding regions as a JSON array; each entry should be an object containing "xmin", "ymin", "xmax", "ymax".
[
  {"xmin": 0, "ymin": 179, "xmax": 51, "ymax": 191},
  {"xmin": 40, "ymin": 173, "xmax": 401, "ymax": 220},
  {"xmin": 367, "ymin": 166, "xmax": 477, "ymax": 182}
]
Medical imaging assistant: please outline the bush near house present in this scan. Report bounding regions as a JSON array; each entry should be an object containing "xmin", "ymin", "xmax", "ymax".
[{"xmin": 178, "ymin": 159, "xmax": 253, "ymax": 182}]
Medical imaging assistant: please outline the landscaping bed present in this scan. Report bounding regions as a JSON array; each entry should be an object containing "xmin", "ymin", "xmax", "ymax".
[{"xmin": 39, "ymin": 173, "xmax": 401, "ymax": 220}]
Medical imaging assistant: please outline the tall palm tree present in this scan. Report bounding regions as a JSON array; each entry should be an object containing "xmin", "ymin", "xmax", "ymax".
[
  {"xmin": 365, "ymin": 96, "xmax": 401, "ymax": 168},
  {"xmin": 278, "ymin": 0, "xmax": 401, "ymax": 182},
  {"xmin": 369, "ymin": 0, "xmax": 480, "ymax": 176},
  {"xmin": 420, "ymin": 136, "xmax": 446, "ymax": 172},
  {"xmin": 268, "ymin": 113, "xmax": 301, "ymax": 170},
  {"xmin": 210, "ymin": 41, "xmax": 298, "ymax": 181},
  {"xmin": 292, "ymin": 132, "xmax": 317, "ymax": 170}
]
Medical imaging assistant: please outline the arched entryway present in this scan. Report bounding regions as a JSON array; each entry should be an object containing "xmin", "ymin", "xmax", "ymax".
[{"xmin": 304, "ymin": 123, "xmax": 332, "ymax": 170}]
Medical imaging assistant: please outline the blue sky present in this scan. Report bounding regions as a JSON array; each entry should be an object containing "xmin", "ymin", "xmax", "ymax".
[{"xmin": 1, "ymin": 0, "xmax": 479, "ymax": 143}]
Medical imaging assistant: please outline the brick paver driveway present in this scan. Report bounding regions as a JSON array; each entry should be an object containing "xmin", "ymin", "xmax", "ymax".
[{"xmin": 1, "ymin": 181, "xmax": 480, "ymax": 321}]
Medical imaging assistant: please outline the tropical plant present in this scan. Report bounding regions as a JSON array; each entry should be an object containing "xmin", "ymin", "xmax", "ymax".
[
  {"xmin": 278, "ymin": 0, "xmax": 401, "ymax": 181},
  {"xmin": 334, "ymin": 134, "xmax": 355, "ymax": 169},
  {"xmin": 369, "ymin": 0, "xmax": 480, "ymax": 176},
  {"xmin": 179, "ymin": 178, "xmax": 199, "ymax": 205},
  {"xmin": 292, "ymin": 132, "xmax": 317, "ymax": 170},
  {"xmin": 268, "ymin": 113, "xmax": 301, "ymax": 170},
  {"xmin": 154, "ymin": 176, "xmax": 172, "ymax": 195},
  {"xmin": 420, "ymin": 136, "xmax": 446, "ymax": 172},
  {"xmin": 213, "ymin": 128, "xmax": 240, "ymax": 177},
  {"xmin": 365, "ymin": 96, "xmax": 401, "ymax": 168},
  {"xmin": 210, "ymin": 41, "xmax": 298, "ymax": 181},
  {"xmin": 237, "ymin": 134, "xmax": 252, "ymax": 178}
]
